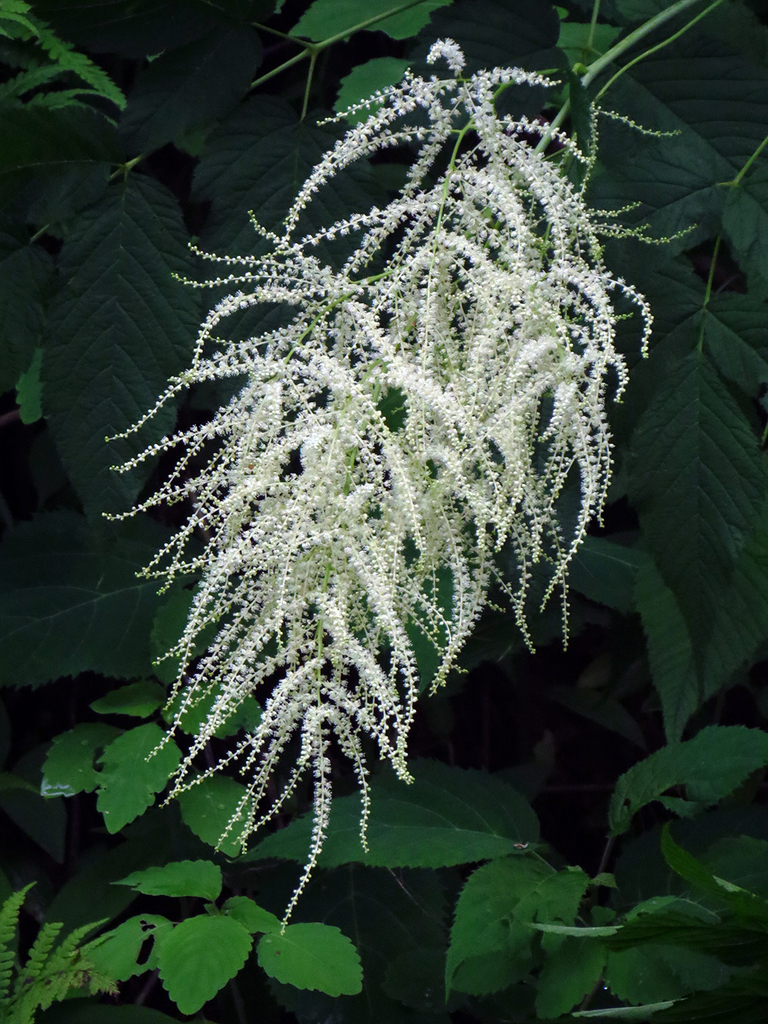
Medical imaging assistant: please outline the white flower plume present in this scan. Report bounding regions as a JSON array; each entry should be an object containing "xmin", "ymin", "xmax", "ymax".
[{"xmin": 110, "ymin": 42, "xmax": 650, "ymax": 912}]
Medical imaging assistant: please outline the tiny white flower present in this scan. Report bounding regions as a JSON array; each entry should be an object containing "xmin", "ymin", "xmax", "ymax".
[{"xmin": 111, "ymin": 42, "xmax": 650, "ymax": 915}]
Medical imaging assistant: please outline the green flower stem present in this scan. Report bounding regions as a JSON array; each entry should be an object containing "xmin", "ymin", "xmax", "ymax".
[
  {"xmin": 592, "ymin": 0, "xmax": 727, "ymax": 101},
  {"xmin": 536, "ymin": 0, "xmax": 720, "ymax": 154}
]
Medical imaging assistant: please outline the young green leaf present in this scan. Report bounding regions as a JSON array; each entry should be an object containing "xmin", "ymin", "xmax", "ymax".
[
  {"xmin": 177, "ymin": 775, "xmax": 249, "ymax": 856},
  {"xmin": 629, "ymin": 354, "xmax": 767, "ymax": 663},
  {"xmin": 257, "ymin": 923, "xmax": 362, "ymax": 996},
  {"xmin": 536, "ymin": 936, "xmax": 606, "ymax": 1019},
  {"xmin": 96, "ymin": 723, "xmax": 181, "ymax": 833},
  {"xmin": 446, "ymin": 856, "xmax": 552, "ymax": 996},
  {"xmin": 634, "ymin": 558, "xmax": 698, "ymax": 743},
  {"xmin": 115, "ymin": 860, "xmax": 222, "ymax": 901},
  {"xmin": 42, "ymin": 723, "xmax": 121, "ymax": 797},
  {"xmin": 156, "ymin": 914, "xmax": 252, "ymax": 1014},
  {"xmin": 222, "ymin": 896, "xmax": 280, "ymax": 935},
  {"xmin": 90, "ymin": 681, "xmax": 166, "ymax": 718},
  {"xmin": 85, "ymin": 914, "xmax": 168, "ymax": 982}
]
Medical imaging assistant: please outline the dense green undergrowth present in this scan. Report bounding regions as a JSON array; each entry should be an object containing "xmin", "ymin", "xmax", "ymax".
[{"xmin": 2, "ymin": 0, "xmax": 768, "ymax": 1021}]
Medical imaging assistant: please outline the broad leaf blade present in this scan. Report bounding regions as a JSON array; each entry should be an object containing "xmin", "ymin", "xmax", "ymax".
[
  {"xmin": 156, "ymin": 914, "xmax": 252, "ymax": 1014},
  {"xmin": 257, "ymin": 923, "xmax": 362, "ymax": 996},
  {"xmin": 119, "ymin": 25, "xmax": 262, "ymax": 153},
  {"xmin": 97, "ymin": 723, "xmax": 181, "ymax": 833},
  {"xmin": 43, "ymin": 175, "xmax": 199, "ymax": 518},
  {"xmin": 609, "ymin": 726, "xmax": 768, "ymax": 835},
  {"xmin": 115, "ymin": 860, "xmax": 222, "ymax": 901},
  {"xmin": 0, "ymin": 513, "xmax": 174, "ymax": 688},
  {"xmin": 249, "ymin": 759, "xmax": 539, "ymax": 868}
]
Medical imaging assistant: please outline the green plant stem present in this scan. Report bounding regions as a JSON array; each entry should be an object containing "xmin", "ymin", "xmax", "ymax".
[
  {"xmin": 593, "ymin": 0, "xmax": 727, "ymax": 102},
  {"xmin": 731, "ymin": 131, "xmax": 768, "ymax": 188},
  {"xmin": 587, "ymin": 0, "xmax": 602, "ymax": 52},
  {"xmin": 698, "ymin": 235, "xmax": 721, "ymax": 355},
  {"xmin": 251, "ymin": 0, "xmax": 436, "ymax": 96},
  {"xmin": 536, "ymin": 0, "xmax": 720, "ymax": 153}
]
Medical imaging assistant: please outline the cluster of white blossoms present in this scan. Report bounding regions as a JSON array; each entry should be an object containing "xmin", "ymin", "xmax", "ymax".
[{"xmin": 113, "ymin": 40, "xmax": 650, "ymax": 909}]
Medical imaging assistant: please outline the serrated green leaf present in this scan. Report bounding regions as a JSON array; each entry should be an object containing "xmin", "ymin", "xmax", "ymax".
[
  {"xmin": 557, "ymin": 20, "xmax": 620, "ymax": 67},
  {"xmin": 589, "ymin": 38, "xmax": 768, "ymax": 252},
  {"xmin": 0, "ymin": 105, "xmax": 121, "ymax": 212},
  {"xmin": 289, "ymin": 0, "xmax": 451, "ymax": 42},
  {"xmin": 0, "ymin": 512, "xmax": 174, "ymax": 688},
  {"xmin": 568, "ymin": 535, "xmax": 650, "ymax": 614},
  {"xmin": 701, "ymin": 511, "xmax": 768, "ymax": 699},
  {"xmin": 249, "ymin": 759, "xmax": 539, "ymax": 868},
  {"xmin": 90, "ymin": 680, "xmax": 166, "ymax": 718},
  {"xmin": 177, "ymin": 774, "xmax": 249, "ymax": 856},
  {"xmin": 43, "ymin": 174, "xmax": 199, "ymax": 518},
  {"xmin": 0, "ymin": 237, "xmax": 52, "ymax": 394},
  {"xmin": 156, "ymin": 913, "xmax": 252, "ymax": 1014},
  {"xmin": 704, "ymin": 292, "xmax": 768, "ymax": 399},
  {"xmin": 629, "ymin": 353, "xmax": 767, "ymax": 663},
  {"xmin": 335, "ymin": 56, "xmax": 411, "ymax": 126},
  {"xmin": 97, "ymin": 723, "xmax": 181, "ymax": 833},
  {"xmin": 29, "ymin": 0, "xmax": 238, "ymax": 58},
  {"xmin": 86, "ymin": 914, "xmax": 168, "ymax": 982},
  {"xmin": 701, "ymin": 836, "xmax": 768, "ymax": 899},
  {"xmin": 15, "ymin": 347, "xmax": 42, "ymax": 424},
  {"xmin": 661, "ymin": 825, "xmax": 768, "ymax": 923},
  {"xmin": 723, "ymin": 163, "xmax": 768, "ymax": 284},
  {"xmin": 115, "ymin": 860, "xmax": 221, "ymax": 901},
  {"xmin": 42, "ymin": 723, "xmax": 121, "ymax": 797},
  {"xmin": 634, "ymin": 558, "xmax": 698, "ymax": 743},
  {"xmin": 222, "ymin": 896, "xmax": 280, "ymax": 934},
  {"xmin": 192, "ymin": 95, "xmax": 385, "ymax": 261},
  {"xmin": 609, "ymin": 726, "xmax": 768, "ymax": 835},
  {"xmin": 536, "ymin": 936, "xmax": 606, "ymax": 1019},
  {"xmin": 446, "ymin": 856, "xmax": 551, "ymax": 995},
  {"xmin": 119, "ymin": 24, "xmax": 262, "ymax": 153},
  {"xmin": 258, "ymin": 922, "xmax": 362, "ymax": 996},
  {"xmin": 605, "ymin": 944, "xmax": 731, "ymax": 1005}
]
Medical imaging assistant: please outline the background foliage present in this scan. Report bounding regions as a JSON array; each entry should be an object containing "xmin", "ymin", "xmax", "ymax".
[{"xmin": 1, "ymin": 0, "xmax": 768, "ymax": 1020}]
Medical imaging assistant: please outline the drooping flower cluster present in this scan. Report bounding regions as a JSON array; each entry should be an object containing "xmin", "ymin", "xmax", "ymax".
[{"xmin": 112, "ymin": 41, "xmax": 650, "ymax": 907}]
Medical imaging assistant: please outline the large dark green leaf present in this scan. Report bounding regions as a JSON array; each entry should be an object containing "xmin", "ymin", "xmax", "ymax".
[
  {"xmin": 289, "ymin": 0, "xmax": 452, "ymax": 42},
  {"xmin": 704, "ymin": 291, "xmax": 768, "ymax": 398},
  {"xmin": 43, "ymin": 174, "xmax": 199, "ymax": 518},
  {"xmin": 118, "ymin": 25, "xmax": 262, "ymax": 154},
  {"xmin": 0, "ymin": 235, "xmax": 53, "ymax": 394},
  {"xmin": 248, "ymin": 759, "xmax": 539, "ymax": 869},
  {"xmin": 28, "ymin": 0, "xmax": 270, "ymax": 57},
  {"xmin": 628, "ymin": 353, "xmax": 767, "ymax": 662},
  {"xmin": 192, "ymin": 95, "xmax": 385, "ymax": 259},
  {"xmin": 0, "ymin": 512, "xmax": 173, "ymax": 687},
  {"xmin": 0, "ymin": 106, "xmax": 119, "ymax": 222},
  {"xmin": 590, "ymin": 36, "xmax": 768, "ymax": 253}
]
